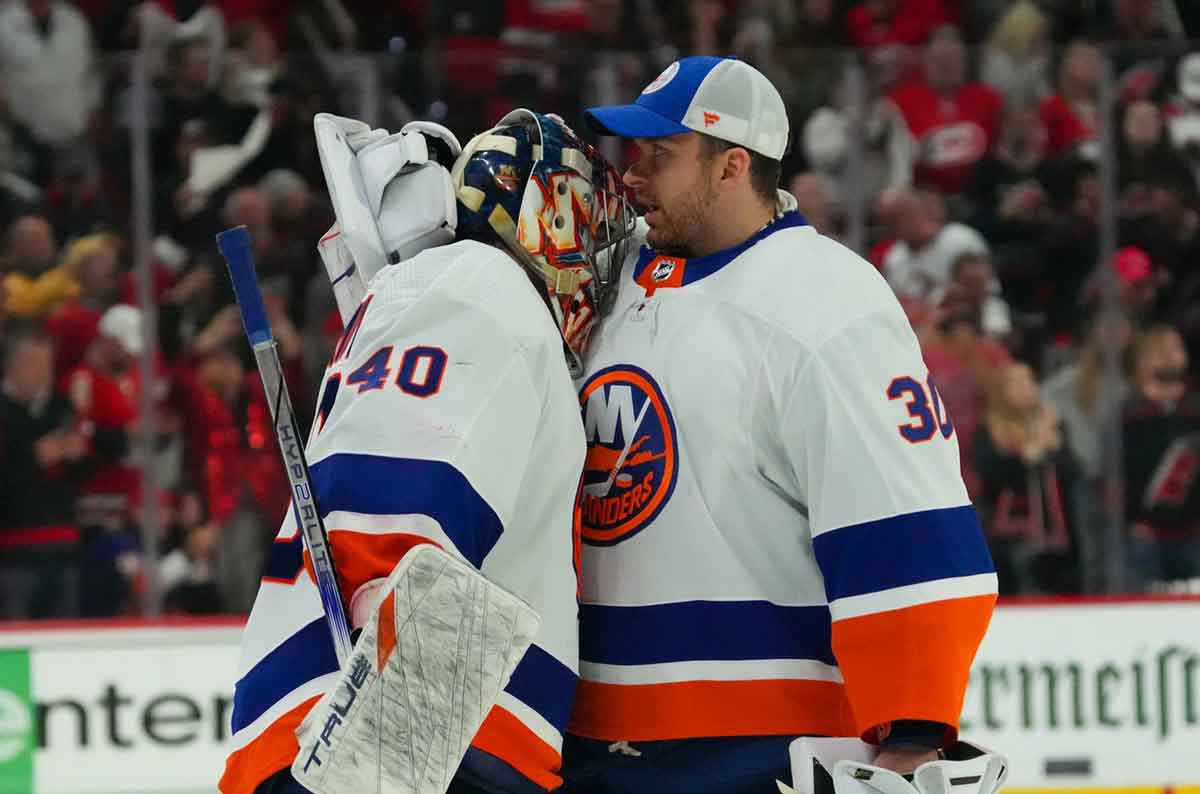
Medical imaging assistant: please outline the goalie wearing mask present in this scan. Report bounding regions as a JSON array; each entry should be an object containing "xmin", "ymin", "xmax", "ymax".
[{"xmin": 219, "ymin": 109, "xmax": 634, "ymax": 794}]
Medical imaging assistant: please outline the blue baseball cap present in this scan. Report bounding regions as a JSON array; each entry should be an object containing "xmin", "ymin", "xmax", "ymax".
[{"xmin": 583, "ymin": 56, "xmax": 789, "ymax": 160}]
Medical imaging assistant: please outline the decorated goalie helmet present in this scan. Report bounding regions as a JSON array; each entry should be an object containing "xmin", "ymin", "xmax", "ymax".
[{"xmin": 451, "ymin": 109, "xmax": 636, "ymax": 375}]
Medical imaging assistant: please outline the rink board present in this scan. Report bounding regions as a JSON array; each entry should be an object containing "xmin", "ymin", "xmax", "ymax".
[{"xmin": 0, "ymin": 600, "xmax": 1194, "ymax": 792}]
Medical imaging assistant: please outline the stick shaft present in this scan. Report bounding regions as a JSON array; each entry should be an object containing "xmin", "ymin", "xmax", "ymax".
[{"xmin": 217, "ymin": 226, "xmax": 354, "ymax": 666}]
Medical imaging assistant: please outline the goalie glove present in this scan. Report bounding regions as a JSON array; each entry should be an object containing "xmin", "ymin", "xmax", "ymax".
[
  {"xmin": 314, "ymin": 115, "xmax": 461, "ymax": 324},
  {"xmin": 779, "ymin": 738, "xmax": 1008, "ymax": 794}
]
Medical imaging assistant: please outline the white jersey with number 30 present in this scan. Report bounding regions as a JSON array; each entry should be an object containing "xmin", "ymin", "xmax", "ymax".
[{"xmin": 571, "ymin": 204, "xmax": 997, "ymax": 745}]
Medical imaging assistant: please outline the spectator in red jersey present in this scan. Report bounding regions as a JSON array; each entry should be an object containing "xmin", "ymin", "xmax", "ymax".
[
  {"xmin": 890, "ymin": 25, "xmax": 1004, "ymax": 194},
  {"xmin": 1121, "ymin": 324, "xmax": 1200, "ymax": 589},
  {"xmin": 62, "ymin": 305, "xmax": 146, "ymax": 533},
  {"xmin": 1040, "ymin": 40, "xmax": 1100, "ymax": 159},
  {"xmin": 172, "ymin": 299, "xmax": 298, "ymax": 611},
  {"xmin": 845, "ymin": 0, "xmax": 951, "ymax": 50},
  {"xmin": 61, "ymin": 304, "xmax": 171, "ymax": 616}
]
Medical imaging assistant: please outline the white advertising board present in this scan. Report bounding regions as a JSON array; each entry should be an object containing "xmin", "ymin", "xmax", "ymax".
[
  {"xmin": 961, "ymin": 600, "xmax": 1200, "ymax": 789},
  {"xmin": 0, "ymin": 600, "xmax": 1196, "ymax": 792}
]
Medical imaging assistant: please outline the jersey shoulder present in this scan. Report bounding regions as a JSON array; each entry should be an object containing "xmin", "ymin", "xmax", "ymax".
[
  {"xmin": 726, "ymin": 225, "xmax": 910, "ymax": 348},
  {"xmin": 365, "ymin": 239, "xmax": 562, "ymax": 357}
]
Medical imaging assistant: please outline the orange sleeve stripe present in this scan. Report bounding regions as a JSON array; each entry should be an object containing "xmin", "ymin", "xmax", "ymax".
[
  {"xmin": 219, "ymin": 695, "xmax": 320, "ymax": 794},
  {"xmin": 471, "ymin": 705, "xmax": 563, "ymax": 791},
  {"xmin": 302, "ymin": 531, "xmax": 439, "ymax": 607},
  {"xmin": 567, "ymin": 678, "xmax": 856, "ymax": 742},
  {"xmin": 831, "ymin": 592, "xmax": 996, "ymax": 743}
]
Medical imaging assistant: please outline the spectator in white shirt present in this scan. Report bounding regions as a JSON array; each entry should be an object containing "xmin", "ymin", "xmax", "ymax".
[{"xmin": 0, "ymin": 0, "xmax": 100, "ymax": 147}]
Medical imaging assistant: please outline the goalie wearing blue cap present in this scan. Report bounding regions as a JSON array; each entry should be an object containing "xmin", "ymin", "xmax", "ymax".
[{"xmin": 560, "ymin": 55, "xmax": 1007, "ymax": 794}]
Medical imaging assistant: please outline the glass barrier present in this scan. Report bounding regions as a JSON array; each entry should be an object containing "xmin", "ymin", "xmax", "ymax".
[{"xmin": 3, "ymin": 27, "xmax": 1199, "ymax": 620}]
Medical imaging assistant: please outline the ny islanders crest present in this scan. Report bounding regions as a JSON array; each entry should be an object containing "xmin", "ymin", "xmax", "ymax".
[{"xmin": 577, "ymin": 364, "xmax": 678, "ymax": 545}]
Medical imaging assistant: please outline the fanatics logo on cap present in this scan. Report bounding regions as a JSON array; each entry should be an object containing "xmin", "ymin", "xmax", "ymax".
[
  {"xmin": 641, "ymin": 61, "xmax": 680, "ymax": 95},
  {"xmin": 702, "ymin": 111, "xmax": 720, "ymax": 127}
]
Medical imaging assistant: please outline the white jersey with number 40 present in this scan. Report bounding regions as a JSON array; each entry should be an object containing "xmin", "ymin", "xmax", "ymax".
[{"xmin": 221, "ymin": 239, "xmax": 584, "ymax": 793}]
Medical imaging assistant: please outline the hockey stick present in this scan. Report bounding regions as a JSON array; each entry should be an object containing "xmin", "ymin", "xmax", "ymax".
[{"xmin": 217, "ymin": 225, "xmax": 354, "ymax": 666}]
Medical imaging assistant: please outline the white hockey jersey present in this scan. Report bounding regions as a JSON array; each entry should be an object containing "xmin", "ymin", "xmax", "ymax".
[
  {"xmin": 570, "ymin": 202, "xmax": 997, "ymax": 745},
  {"xmin": 220, "ymin": 240, "xmax": 583, "ymax": 793}
]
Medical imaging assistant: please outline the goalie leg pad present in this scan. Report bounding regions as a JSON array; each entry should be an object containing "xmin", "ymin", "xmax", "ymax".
[{"xmin": 291, "ymin": 544, "xmax": 542, "ymax": 794}]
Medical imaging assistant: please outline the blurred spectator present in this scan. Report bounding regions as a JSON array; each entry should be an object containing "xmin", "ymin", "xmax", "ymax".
[
  {"xmin": 42, "ymin": 148, "xmax": 113, "ymax": 243},
  {"xmin": 879, "ymin": 186, "xmax": 988, "ymax": 299},
  {"xmin": 0, "ymin": 0, "xmax": 101, "ymax": 147},
  {"xmin": 1119, "ymin": 170, "xmax": 1199, "ymax": 292},
  {"xmin": 788, "ymin": 172, "xmax": 838, "ymax": 237},
  {"xmin": 944, "ymin": 251, "xmax": 1012, "ymax": 341},
  {"xmin": 1121, "ymin": 324, "xmax": 1200, "ymax": 589},
  {"xmin": 1116, "ymin": 98, "xmax": 1190, "ymax": 200},
  {"xmin": 1040, "ymin": 40, "xmax": 1100, "ymax": 159},
  {"xmin": 135, "ymin": 1, "xmax": 227, "ymax": 86},
  {"xmin": 1108, "ymin": 244, "xmax": 1160, "ymax": 323},
  {"xmin": 0, "ymin": 328, "xmax": 86, "ymax": 618},
  {"xmin": 150, "ymin": 34, "xmax": 236, "ymax": 182},
  {"xmin": 221, "ymin": 18, "xmax": 282, "ymax": 109},
  {"xmin": 769, "ymin": 0, "xmax": 852, "ymax": 129},
  {"xmin": 844, "ymin": 0, "xmax": 951, "ymax": 50},
  {"xmin": 1038, "ymin": 156, "xmax": 1101, "ymax": 336},
  {"xmin": 0, "ymin": 79, "xmax": 44, "ymax": 220},
  {"xmin": 1043, "ymin": 311, "xmax": 1131, "ymax": 592},
  {"xmin": 802, "ymin": 53, "xmax": 913, "ymax": 215},
  {"xmin": 917, "ymin": 285, "xmax": 1013, "ymax": 498},
  {"xmin": 980, "ymin": 0, "xmax": 1051, "ymax": 102},
  {"xmin": 161, "ymin": 499, "xmax": 223, "ymax": 614},
  {"xmin": 889, "ymin": 25, "xmax": 1004, "ymax": 194},
  {"xmin": 1167, "ymin": 53, "xmax": 1200, "ymax": 186},
  {"xmin": 43, "ymin": 232, "xmax": 123, "ymax": 374},
  {"xmin": 2, "ymin": 213, "xmax": 77, "ymax": 319},
  {"xmin": 974, "ymin": 361, "xmax": 1076, "ymax": 594},
  {"xmin": 259, "ymin": 169, "xmax": 328, "ymax": 324},
  {"xmin": 63, "ymin": 305, "xmax": 145, "ymax": 534},
  {"xmin": 675, "ymin": 0, "xmax": 733, "ymax": 58},
  {"xmin": 964, "ymin": 99, "xmax": 1054, "ymax": 311},
  {"xmin": 172, "ymin": 299, "xmax": 299, "ymax": 611}
]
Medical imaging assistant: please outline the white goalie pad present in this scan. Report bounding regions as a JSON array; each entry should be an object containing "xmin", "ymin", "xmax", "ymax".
[
  {"xmin": 314, "ymin": 114, "xmax": 460, "ymax": 307},
  {"xmin": 292, "ymin": 544, "xmax": 541, "ymax": 794},
  {"xmin": 780, "ymin": 737, "xmax": 1008, "ymax": 794}
]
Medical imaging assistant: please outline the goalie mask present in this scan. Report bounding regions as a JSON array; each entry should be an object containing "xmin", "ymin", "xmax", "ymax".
[{"xmin": 452, "ymin": 110, "xmax": 636, "ymax": 375}]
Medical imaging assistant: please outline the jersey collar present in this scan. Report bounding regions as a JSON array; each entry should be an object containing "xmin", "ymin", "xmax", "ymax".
[{"xmin": 632, "ymin": 210, "xmax": 807, "ymax": 296}]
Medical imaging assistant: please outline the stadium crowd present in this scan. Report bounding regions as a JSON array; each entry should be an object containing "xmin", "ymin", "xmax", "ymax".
[{"xmin": 1, "ymin": 0, "xmax": 1199, "ymax": 619}]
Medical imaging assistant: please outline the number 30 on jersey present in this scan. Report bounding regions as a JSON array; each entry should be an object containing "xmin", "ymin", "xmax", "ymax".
[{"xmin": 887, "ymin": 375, "xmax": 954, "ymax": 443}]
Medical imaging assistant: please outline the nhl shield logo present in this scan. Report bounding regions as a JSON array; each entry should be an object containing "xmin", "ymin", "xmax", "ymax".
[
  {"xmin": 651, "ymin": 258, "xmax": 678, "ymax": 282},
  {"xmin": 577, "ymin": 364, "xmax": 678, "ymax": 545}
]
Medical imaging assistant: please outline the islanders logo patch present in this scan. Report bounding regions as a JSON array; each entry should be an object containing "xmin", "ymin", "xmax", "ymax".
[{"xmin": 578, "ymin": 364, "xmax": 678, "ymax": 545}]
